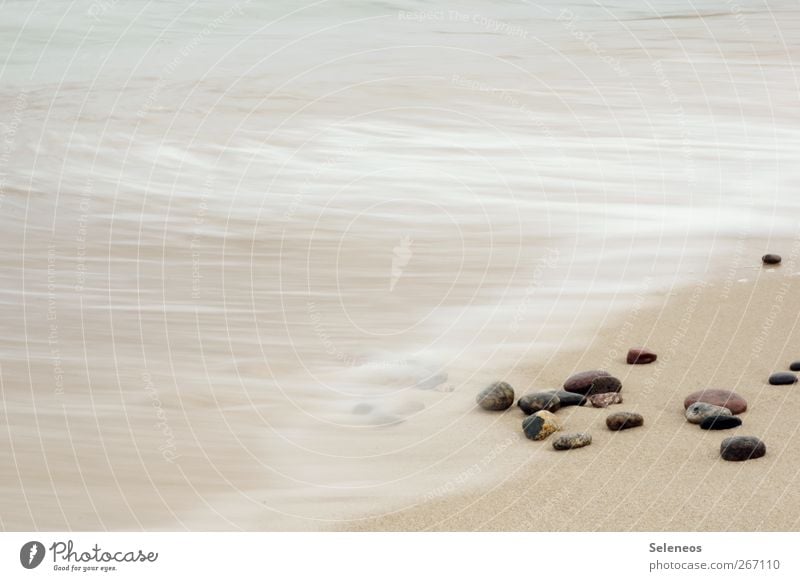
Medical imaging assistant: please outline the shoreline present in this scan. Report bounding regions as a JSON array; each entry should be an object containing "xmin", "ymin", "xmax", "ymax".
[{"xmin": 337, "ymin": 261, "xmax": 800, "ymax": 531}]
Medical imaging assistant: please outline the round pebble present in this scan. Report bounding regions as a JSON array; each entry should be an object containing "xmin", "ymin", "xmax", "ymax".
[
  {"xmin": 522, "ymin": 410, "xmax": 561, "ymax": 441},
  {"xmin": 606, "ymin": 411, "xmax": 644, "ymax": 431},
  {"xmin": 552, "ymin": 432, "xmax": 592, "ymax": 451},
  {"xmin": 587, "ymin": 376, "xmax": 622, "ymax": 396},
  {"xmin": 683, "ymin": 389, "xmax": 747, "ymax": 414},
  {"xmin": 563, "ymin": 370, "xmax": 611, "ymax": 395},
  {"xmin": 476, "ymin": 381, "xmax": 515, "ymax": 411},
  {"xmin": 627, "ymin": 348, "xmax": 657, "ymax": 365},
  {"xmin": 700, "ymin": 415, "xmax": 742, "ymax": 430},
  {"xmin": 762, "ymin": 254, "xmax": 782, "ymax": 265},
  {"xmin": 518, "ymin": 392, "xmax": 560, "ymax": 415},
  {"xmin": 769, "ymin": 372, "xmax": 798, "ymax": 386},
  {"xmin": 720, "ymin": 436, "xmax": 766, "ymax": 461},
  {"xmin": 685, "ymin": 402, "xmax": 732, "ymax": 424},
  {"xmin": 790, "ymin": 361, "xmax": 800, "ymax": 372}
]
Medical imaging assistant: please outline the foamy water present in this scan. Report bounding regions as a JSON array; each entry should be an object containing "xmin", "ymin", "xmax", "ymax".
[{"xmin": 2, "ymin": 0, "xmax": 800, "ymax": 529}]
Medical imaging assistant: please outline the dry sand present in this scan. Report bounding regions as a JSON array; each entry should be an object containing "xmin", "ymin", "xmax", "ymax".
[{"xmin": 340, "ymin": 265, "xmax": 800, "ymax": 531}]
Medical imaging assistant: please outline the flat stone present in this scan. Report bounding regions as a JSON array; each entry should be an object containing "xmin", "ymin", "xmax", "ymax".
[
  {"xmin": 552, "ymin": 432, "xmax": 592, "ymax": 451},
  {"xmin": 589, "ymin": 392, "xmax": 623, "ymax": 408},
  {"xmin": 606, "ymin": 411, "xmax": 644, "ymax": 431},
  {"xmin": 522, "ymin": 410, "xmax": 562, "ymax": 441},
  {"xmin": 476, "ymin": 381, "xmax": 515, "ymax": 411},
  {"xmin": 587, "ymin": 376, "xmax": 622, "ymax": 396},
  {"xmin": 700, "ymin": 415, "xmax": 742, "ymax": 430},
  {"xmin": 518, "ymin": 392, "xmax": 560, "ymax": 415},
  {"xmin": 762, "ymin": 254, "xmax": 782, "ymax": 265},
  {"xmin": 683, "ymin": 389, "xmax": 747, "ymax": 415},
  {"xmin": 563, "ymin": 370, "xmax": 611, "ymax": 395},
  {"xmin": 790, "ymin": 361, "xmax": 800, "ymax": 372},
  {"xmin": 769, "ymin": 372, "xmax": 798, "ymax": 386},
  {"xmin": 720, "ymin": 436, "xmax": 766, "ymax": 461},
  {"xmin": 685, "ymin": 402, "xmax": 732, "ymax": 424},
  {"xmin": 627, "ymin": 348, "xmax": 657, "ymax": 365},
  {"xmin": 553, "ymin": 390, "xmax": 587, "ymax": 407}
]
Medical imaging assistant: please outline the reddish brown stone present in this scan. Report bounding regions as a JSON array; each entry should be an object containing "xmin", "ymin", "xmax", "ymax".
[
  {"xmin": 563, "ymin": 370, "xmax": 611, "ymax": 395},
  {"xmin": 683, "ymin": 389, "xmax": 747, "ymax": 415},
  {"xmin": 627, "ymin": 348, "xmax": 657, "ymax": 365}
]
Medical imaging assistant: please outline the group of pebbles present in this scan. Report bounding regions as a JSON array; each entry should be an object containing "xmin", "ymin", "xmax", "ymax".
[{"xmin": 474, "ymin": 253, "xmax": 787, "ymax": 461}]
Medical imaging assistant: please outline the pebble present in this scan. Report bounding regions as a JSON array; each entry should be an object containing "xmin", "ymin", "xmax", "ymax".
[
  {"xmin": 700, "ymin": 415, "xmax": 743, "ymax": 430},
  {"xmin": 683, "ymin": 389, "xmax": 747, "ymax": 415},
  {"xmin": 769, "ymin": 372, "xmax": 798, "ymax": 386},
  {"xmin": 606, "ymin": 411, "xmax": 644, "ymax": 431},
  {"xmin": 720, "ymin": 436, "xmax": 766, "ymax": 461},
  {"xmin": 553, "ymin": 390, "xmax": 587, "ymax": 407},
  {"xmin": 790, "ymin": 361, "xmax": 800, "ymax": 372},
  {"xmin": 518, "ymin": 392, "xmax": 560, "ymax": 415},
  {"xmin": 762, "ymin": 254, "xmax": 782, "ymax": 265},
  {"xmin": 587, "ymin": 376, "xmax": 622, "ymax": 396},
  {"xmin": 552, "ymin": 432, "xmax": 592, "ymax": 451},
  {"xmin": 685, "ymin": 402, "xmax": 732, "ymax": 424},
  {"xmin": 476, "ymin": 381, "xmax": 515, "ymax": 411},
  {"xmin": 627, "ymin": 348, "xmax": 658, "ymax": 365},
  {"xmin": 589, "ymin": 392, "xmax": 623, "ymax": 408},
  {"xmin": 522, "ymin": 410, "xmax": 562, "ymax": 441},
  {"xmin": 563, "ymin": 370, "xmax": 611, "ymax": 395}
]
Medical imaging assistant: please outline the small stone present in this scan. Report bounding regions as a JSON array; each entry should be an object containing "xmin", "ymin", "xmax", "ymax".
[
  {"xmin": 586, "ymin": 376, "xmax": 622, "ymax": 396},
  {"xmin": 552, "ymin": 432, "xmax": 592, "ymax": 451},
  {"xmin": 685, "ymin": 402, "xmax": 732, "ymax": 424},
  {"xmin": 790, "ymin": 361, "xmax": 800, "ymax": 372},
  {"xmin": 589, "ymin": 392, "xmax": 623, "ymax": 408},
  {"xmin": 720, "ymin": 436, "xmax": 766, "ymax": 461},
  {"xmin": 762, "ymin": 254, "xmax": 782, "ymax": 265},
  {"xmin": 518, "ymin": 392, "xmax": 561, "ymax": 415},
  {"xmin": 606, "ymin": 411, "xmax": 644, "ymax": 431},
  {"xmin": 522, "ymin": 410, "xmax": 562, "ymax": 441},
  {"xmin": 627, "ymin": 348, "xmax": 657, "ymax": 364},
  {"xmin": 683, "ymin": 389, "xmax": 747, "ymax": 414},
  {"xmin": 553, "ymin": 390, "xmax": 588, "ymax": 407},
  {"xmin": 476, "ymin": 381, "xmax": 515, "ymax": 411},
  {"xmin": 769, "ymin": 372, "xmax": 798, "ymax": 386},
  {"xmin": 700, "ymin": 415, "xmax": 742, "ymax": 430},
  {"xmin": 563, "ymin": 370, "xmax": 611, "ymax": 395}
]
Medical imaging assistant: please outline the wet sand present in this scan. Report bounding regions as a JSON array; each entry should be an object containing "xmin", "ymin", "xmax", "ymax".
[{"xmin": 341, "ymin": 260, "xmax": 800, "ymax": 531}]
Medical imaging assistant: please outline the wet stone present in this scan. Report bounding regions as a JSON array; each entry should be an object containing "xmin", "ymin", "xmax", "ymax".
[
  {"xmin": 552, "ymin": 432, "xmax": 592, "ymax": 451},
  {"xmin": 587, "ymin": 376, "xmax": 622, "ymax": 396},
  {"xmin": 554, "ymin": 390, "xmax": 588, "ymax": 407},
  {"xmin": 700, "ymin": 415, "xmax": 742, "ymax": 430},
  {"xmin": 720, "ymin": 436, "xmax": 766, "ymax": 461},
  {"xmin": 790, "ymin": 361, "xmax": 800, "ymax": 372},
  {"xmin": 627, "ymin": 348, "xmax": 657, "ymax": 365},
  {"xmin": 683, "ymin": 389, "xmax": 747, "ymax": 415},
  {"xmin": 762, "ymin": 254, "xmax": 782, "ymax": 265},
  {"xmin": 685, "ymin": 402, "xmax": 732, "ymax": 424},
  {"xmin": 563, "ymin": 370, "xmax": 611, "ymax": 395},
  {"xmin": 518, "ymin": 392, "xmax": 561, "ymax": 415},
  {"xmin": 769, "ymin": 372, "xmax": 798, "ymax": 386},
  {"xmin": 476, "ymin": 381, "xmax": 515, "ymax": 411},
  {"xmin": 606, "ymin": 411, "xmax": 644, "ymax": 431}
]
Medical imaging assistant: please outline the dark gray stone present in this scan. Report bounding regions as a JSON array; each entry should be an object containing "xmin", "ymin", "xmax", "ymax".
[
  {"xmin": 769, "ymin": 372, "xmax": 798, "ymax": 386},
  {"xmin": 720, "ymin": 436, "xmax": 766, "ymax": 461},
  {"xmin": 518, "ymin": 392, "xmax": 560, "ymax": 415},
  {"xmin": 700, "ymin": 415, "xmax": 742, "ymax": 430}
]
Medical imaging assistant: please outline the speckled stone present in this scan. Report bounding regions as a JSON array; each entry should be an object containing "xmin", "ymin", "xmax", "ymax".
[
  {"xmin": 762, "ymin": 254, "xmax": 782, "ymax": 265},
  {"xmin": 720, "ymin": 436, "xmax": 766, "ymax": 461},
  {"xmin": 563, "ymin": 370, "xmax": 611, "ymax": 395},
  {"xmin": 685, "ymin": 402, "xmax": 732, "ymax": 424},
  {"xmin": 589, "ymin": 392, "xmax": 623, "ymax": 408},
  {"xmin": 769, "ymin": 372, "xmax": 798, "ymax": 386},
  {"xmin": 606, "ymin": 411, "xmax": 644, "ymax": 431},
  {"xmin": 522, "ymin": 410, "xmax": 562, "ymax": 441},
  {"xmin": 627, "ymin": 348, "xmax": 657, "ymax": 365},
  {"xmin": 476, "ymin": 381, "xmax": 515, "ymax": 411},
  {"xmin": 518, "ymin": 392, "xmax": 561, "ymax": 415},
  {"xmin": 700, "ymin": 415, "xmax": 742, "ymax": 430},
  {"xmin": 552, "ymin": 432, "xmax": 592, "ymax": 451},
  {"xmin": 683, "ymin": 389, "xmax": 747, "ymax": 415}
]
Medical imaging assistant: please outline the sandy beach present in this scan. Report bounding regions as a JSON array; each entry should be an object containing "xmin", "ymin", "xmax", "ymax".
[{"xmin": 341, "ymin": 258, "xmax": 800, "ymax": 531}]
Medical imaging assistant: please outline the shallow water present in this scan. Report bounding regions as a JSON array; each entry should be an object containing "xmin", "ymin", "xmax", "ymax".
[{"xmin": 1, "ymin": 0, "xmax": 799, "ymax": 529}]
